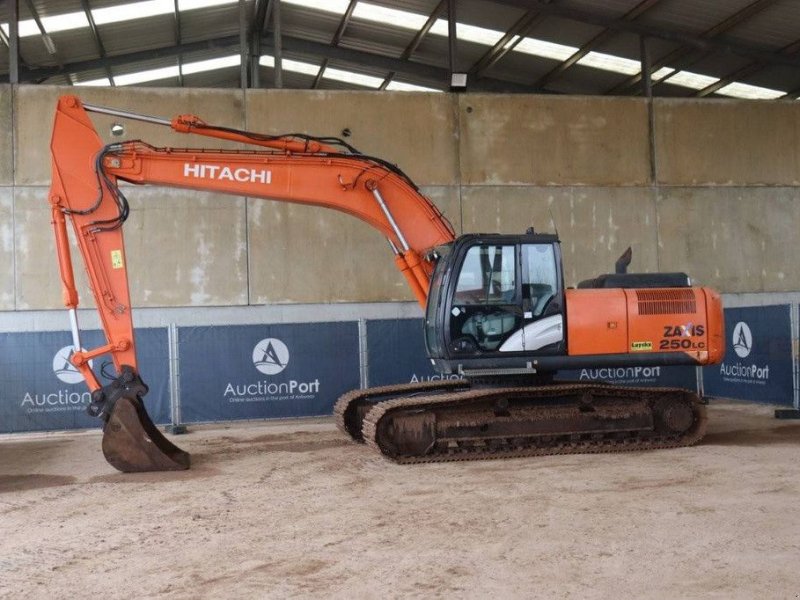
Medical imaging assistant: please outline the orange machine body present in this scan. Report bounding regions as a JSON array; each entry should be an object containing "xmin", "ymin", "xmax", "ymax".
[
  {"xmin": 47, "ymin": 96, "xmax": 726, "ymax": 472},
  {"xmin": 566, "ymin": 287, "xmax": 725, "ymax": 364},
  {"xmin": 49, "ymin": 95, "xmax": 724, "ymax": 391}
]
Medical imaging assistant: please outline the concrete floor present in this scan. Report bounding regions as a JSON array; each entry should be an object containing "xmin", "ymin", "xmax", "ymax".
[{"xmin": 0, "ymin": 400, "xmax": 798, "ymax": 599}]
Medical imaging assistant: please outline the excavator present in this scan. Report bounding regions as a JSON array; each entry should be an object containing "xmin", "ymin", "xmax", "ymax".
[{"xmin": 48, "ymin": 95, "xmax": 724, "ymax": 472}]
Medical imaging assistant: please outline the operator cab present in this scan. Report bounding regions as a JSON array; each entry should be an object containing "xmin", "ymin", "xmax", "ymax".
[{"xmin": 425, "ymin": 231, "xmax": 567, "ymax": 374}]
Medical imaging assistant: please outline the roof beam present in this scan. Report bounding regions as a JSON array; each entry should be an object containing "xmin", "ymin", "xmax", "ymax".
[
  {"xmin": 252, "ymin": 0, "xmax": 272, "ymax": 36},
  {"xmin": 533, "ymin": 0, "xmax": 662, "ymax": 90},
  {"xmin": 10, "ymin": 36, "xmax": 243, "ymax": 83},
  {"xmin": 239, "ymin": 0, "xmax": 248, "ymax": 89},
  {"xmin": 22, "ymin": 0, "xmax": 62, "ymax": 68},
  {"xmin": 606, "ymin": 0, "xmax": 781, "ymax": 94},
  {"xmin": 332, "ymin": 0, "xmax": 357, "ymax": 46},
  {"xmin": 274, "ymin": 34, "xmax": 538, "ymax": 92},
  {"xmin": 80, "ymin": 0, "xmax": 114, "ymax": 85},
  {"xmin": 8, "ymin": 0, "xmax": 18, "ymax": 83},
  {"xmin": 7, "ymin": 32, "xmax": 541, "ymax": 93},
  {"xmin": 313, "ymin": 0, "xmax": 357, "ymax": 89},
  {"xmin": 468, "ymin": 4, "xmax": 551, "ymax": 79},
  {"xmin": 697, "ymin": 38, "xmax": 800, "ymax": 97},
  {"xmin": 782, "ymin": 86, "xmax": 800, "ymax": 100},
  {"xmin": 447, "ymin": 0, "xmax": 456, "ymax": 77},
  {"xmin": 173, "ymin": 0, "xmax": 183, "ymax": 86},
  {"xmin": 489, "ymin": 0, "xmax": 800, "ymax": 71},
  {"xmin": 272, "ymin": 0, "xmax": 282, "ymax": 87},
  {"xmin": 3, "ymin": 0, "xmax": 35, "ymax": 78},
  {"xmin": 380, "ymin": 0, "xmax": 447, "ymax": 90},
  {"xmin": 248, "ymin": 0, "xmax": 273, "ymax": 87},
  {"xmin": 650, "ymin": 0, "xmax": 781, "ymax": 92}
]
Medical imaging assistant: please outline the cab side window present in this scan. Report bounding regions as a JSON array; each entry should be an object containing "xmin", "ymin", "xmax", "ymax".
[
  {"xmin": 454, "ymin": 245, "xmax": 516, "ymax": 305},
  {"xmin": 522, "ymin": 244, "xmax": 558, "ymax": 316}
]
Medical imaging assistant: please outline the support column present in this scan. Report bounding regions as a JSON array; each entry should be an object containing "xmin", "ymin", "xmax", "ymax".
[
  {"xmin": 239, "ymin": 0, "xmax": 248, "ymax": 90},
  {"xmin": 448, "ymin": 0, "xmax": 457, "ymax": 76},
  {"xmin": 9, "ymin": 0, "xmax": 19, "ymax": 84},
  {"xmin": 640, "ymin": 35, "xmax": 656, "ymax": 185},
  {"xmin": 273, "ymin": 0, "xmax": 283, "ymax": 88}
]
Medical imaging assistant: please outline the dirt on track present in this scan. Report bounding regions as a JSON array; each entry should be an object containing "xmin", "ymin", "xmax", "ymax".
[{"xmin": 1, "ymin": 400, "xmax": 798, "ymax": 600}]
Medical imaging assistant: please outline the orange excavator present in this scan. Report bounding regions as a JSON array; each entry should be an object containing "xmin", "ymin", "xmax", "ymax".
[{"xmin": 48, "ymin": 95, "xmax": 724, "ymax": 472}]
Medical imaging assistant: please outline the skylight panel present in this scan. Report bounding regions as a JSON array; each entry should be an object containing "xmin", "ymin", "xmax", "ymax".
[
  {"xmin": 1, "ymin": 0, "xmax": 237, "ymax": 36},
  {"xmin": 385, "ymin": 81, "xmax": 440, "ymax": 92},
  {"xmin": 260, "ymin": 53, "xmax": 434, "ymax": 89},
  {"xmin": 40, "ymin": 11, "xmax": 90, "ymax": 34},
  {"xmin": 665, "ymin": 70, "xmax": 719, "ymax": 90},
  {"xmin": 429, "ymin": 20, "xmax": 503, "ymax": 46},
  {"xmin": 182, "ymin": 54, "xmax": 240, "ymax": 75},
  {"xmin": 282, "ymin": 59, "xmax": 321, "ymax": 76},
  {"xmin": 324, "ymin": 67, "xmax": 383, "ymax": 88},
  {"xmin": 179, "ymin": 0, "xmax": 237, "ymax": 10},
  {"xmin": 74, "ymin": 77, "xmax": 113, "ymax": 87},
  {"xmin": 1, "ymin": 14, "xmax": 86, "ymax": 37},
  {"xmin": 652, "ymin": 67, "xmax": 675, "ymax": 81},
  {"xmin": 116, "ymin": 65, "xmax": 180, "ymax": 85},
  {"xmin": 716, "ymin": 82, "xmax": 785, "ymax": 100},
  {"xmin": 259, "ymin": 55, "xmax": 320, "ymax": 76},
  {"xmin": 514, "ymin": 38, "xmax": 577, "ymax": 62},
  {"xmin": 92, "ymin": 0, "xmax": 173, "ymax": 25},
  {"xmin": 352, "ymin": 2, "xmax": 428, "ymax": 30},
  {"xmin": 577, "ymin": 51, "xmax": 641, "ymax": 76},
  {"xmin": 281, "ymin": 0, "xmax": 350, "ymax": 16}
]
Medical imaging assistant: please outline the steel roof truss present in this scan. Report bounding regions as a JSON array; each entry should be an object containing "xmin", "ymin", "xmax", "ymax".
[{"xmin": 533, "ymin": 0, "xmax": 663, "ymax": 90}]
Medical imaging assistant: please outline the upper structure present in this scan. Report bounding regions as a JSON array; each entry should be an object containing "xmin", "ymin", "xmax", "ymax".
[{"xmin": 1, "ymin": 0, "xmax": 799, "ymax": 99}]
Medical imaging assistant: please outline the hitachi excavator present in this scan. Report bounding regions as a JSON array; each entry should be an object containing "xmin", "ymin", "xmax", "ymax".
[{"xmin": 48, "ymin": 95, "xmax": 724, "ymax": 472}]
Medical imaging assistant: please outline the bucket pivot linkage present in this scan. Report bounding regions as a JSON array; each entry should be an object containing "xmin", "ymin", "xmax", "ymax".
[{"xmin": 88, "ymin": 365, "xmax": 190, "ymax": 473}]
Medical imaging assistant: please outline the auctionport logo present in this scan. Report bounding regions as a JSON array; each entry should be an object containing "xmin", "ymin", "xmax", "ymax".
[
  {"xmin": 719, "ymin": 320, "xmax": 769, "ymax": 383},
  {"xmin": 224, "ymin": 337, "xmax": 320, "ymax": 403},
  {"xmin": 732, "ymin": 322, "xmax": 752, "ymax": 358},
  {"xmin": 17, "ymin": 345, "xmax": 94, "ymax": 413},
  {"xmin": 52, "ymin": 345, "xmax": 92, "ymax": 384},
  {"xmin": 252, "ymin": 338, "xmax": 289, "ymax": 375}
]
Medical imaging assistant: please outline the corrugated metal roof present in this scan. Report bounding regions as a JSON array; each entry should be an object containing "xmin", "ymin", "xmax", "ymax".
[
  {"xmin": 636, "ymin": 0, "xmax": 766, "ymax": 36},
  {"xmin": 1, "ymin": 0, "xmax": 798, "ymax": 99},
  {"xmin": 725, "ymin": 1, "xmax": 800, "ymax": 49}
]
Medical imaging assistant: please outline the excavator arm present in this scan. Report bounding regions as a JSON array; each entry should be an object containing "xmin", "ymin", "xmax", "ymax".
[{"xmin": 48, "ymin": 95, "xmax": 455, "ymax": 472}]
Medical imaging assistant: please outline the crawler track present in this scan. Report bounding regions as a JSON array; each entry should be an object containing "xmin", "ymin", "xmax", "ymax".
[
  {"xmin": 334, "ymin": 379, "xmax": 470, "ymax": 441},
  {"xmin": 349, "ymin": 383, "xmax": 706, "ymax": 463}
]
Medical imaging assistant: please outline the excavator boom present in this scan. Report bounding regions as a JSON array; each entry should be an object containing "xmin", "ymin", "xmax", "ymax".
[{"xmin": 48, "ymin": 95, "xmax": 454, "ymax": 472}]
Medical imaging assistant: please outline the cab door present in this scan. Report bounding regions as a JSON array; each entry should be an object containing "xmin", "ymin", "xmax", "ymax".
[{"xmin": 448, "ymin": 243, "xmax": 522, "ymax": 355}]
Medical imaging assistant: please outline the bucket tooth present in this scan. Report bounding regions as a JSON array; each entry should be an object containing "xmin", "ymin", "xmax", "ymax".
[{"xmin": 102, "ymin": 395, "xmax": 190, "ymax": 473}]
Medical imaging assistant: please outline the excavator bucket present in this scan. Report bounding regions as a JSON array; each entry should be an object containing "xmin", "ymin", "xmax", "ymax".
[{"xmin": 102, "ymin": 395, "xmax": 190, "ymax": 473}]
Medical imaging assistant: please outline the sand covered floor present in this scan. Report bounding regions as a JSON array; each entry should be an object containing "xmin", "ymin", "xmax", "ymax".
[{"xmin": 1, "ymin": 400, "xmax": 799, "ymax": 599}]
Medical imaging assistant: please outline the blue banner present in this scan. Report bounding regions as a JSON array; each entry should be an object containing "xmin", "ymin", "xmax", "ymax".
[
  {"xmin": 178, "ymin": 322, "xmax": 360, "ymax": 423},
  {"xmin": 703, "ymin": 305, "xmax": 794, "ymax": 406},
  {"xmin": 367, "ymin": 319, "xmax": 462, "ymax": 387},
  {"xmin": 0, "ymin": 328, "xmax": 170, "ymax": 433}
]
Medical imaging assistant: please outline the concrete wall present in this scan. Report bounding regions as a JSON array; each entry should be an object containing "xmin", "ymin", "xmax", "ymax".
[{"xmin": 0, "ymin": 84, "xmax": 798, "ymax": 316}]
